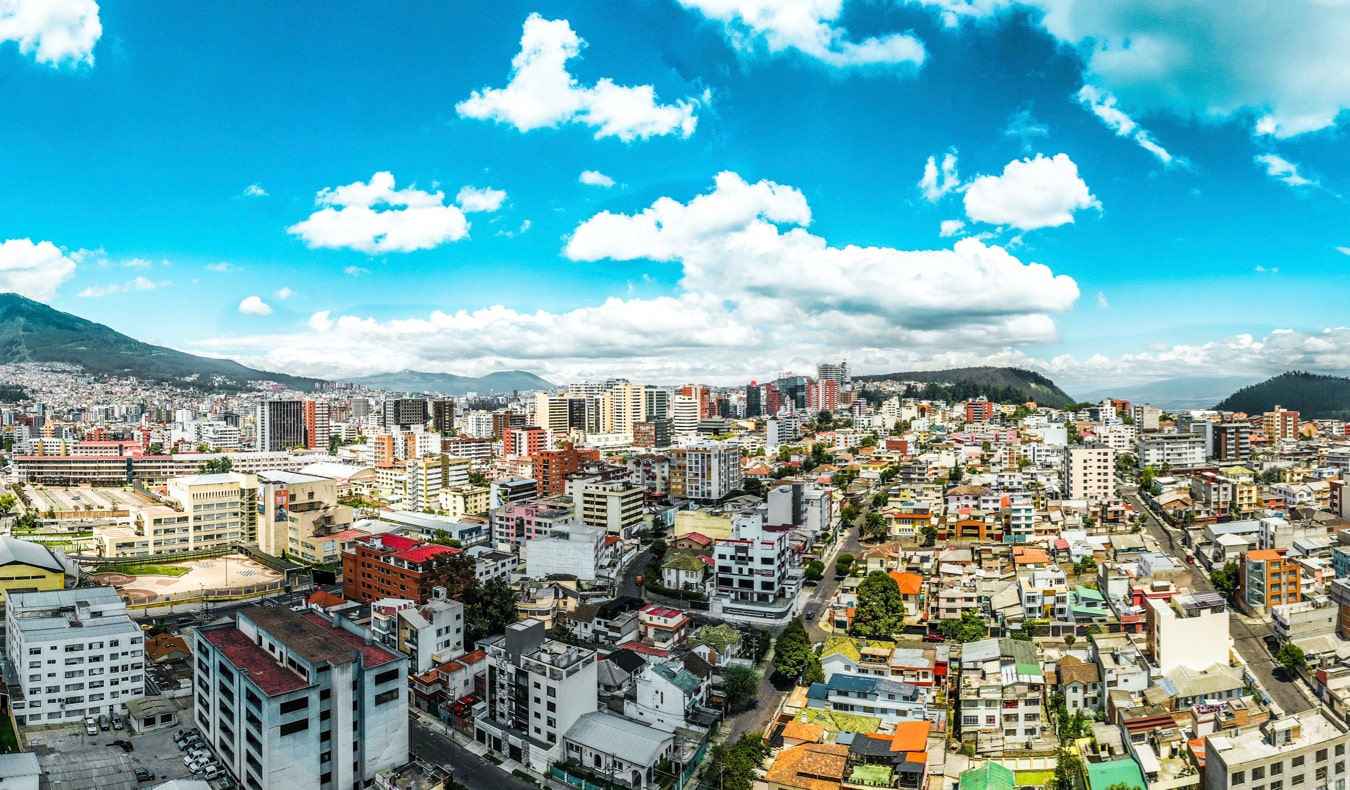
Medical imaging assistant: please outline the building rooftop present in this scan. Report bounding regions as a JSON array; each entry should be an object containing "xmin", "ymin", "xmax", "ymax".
[
  {"xmin": 298, "ymin": 611, "xmax": 402, "ymax": 668},
  {"xmin": 0, "ymin": 535, "xmax": 63, "ymax": 573},
  {"xmin": 1207, "ymin": 712, "xmax": 1347, "ymax": 765},
  {"xmin": 1085, "ymin": 758, "xmax": 1145, "ymax": 790},
  {"xmin": 201, "ymin": 626, "xmax": 312, "ymax": 696},
  {"xmin": 564, "ymin": 711, "xmax": 672, "ymax": 766}
]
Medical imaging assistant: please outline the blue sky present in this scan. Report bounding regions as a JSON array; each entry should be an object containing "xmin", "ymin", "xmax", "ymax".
[{"xmin": 4, "ymin": 0, "xmax": 1350, "ymax": 391}]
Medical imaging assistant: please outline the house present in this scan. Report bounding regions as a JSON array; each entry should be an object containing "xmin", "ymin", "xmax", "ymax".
[
  {"xmin": 847, "ymin": 721, "xmax": 932, "ymax": 790},
  {"xmin": 765, "ymin": 743, "xmax": 851, "ymax": 790},
  {"xmin": 624, "ymin": 660, "xmax": 718, "ymax": 733},
  {"xmin": 597, "ymin": 648, "xmax": 647, "ymax": 711},
  {"xmin": 561, "ymin": 711, "xmax": 676, "ymax": 790},
  {"xmin": 1056, "ymin": 655, "xmax": 1103, "ymax": 714},
  {"xmin": 662, "ymin": 551, "xmax": 708, "ymax": 591},
  {"xmin": 638, "ymin": 605, "xmax": 691, "ymax": 649},
  {"xmin": 805, "ymin": 674, "xmax": 933, "ymax": 725},
  {"xmin": 889, "ymin": 572, "xmax": 925, "ymax": 619},
  {"xmin": 686, "ymin": 623, "xmax": 744, "ymax": 667},
  {"xmin": 145, "ymin": 633, "xmax": 191, "ymax": 663}
]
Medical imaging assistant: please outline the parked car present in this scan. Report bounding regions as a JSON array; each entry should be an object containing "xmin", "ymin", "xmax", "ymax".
[
  {"xmin": 922, "ymin": 632, "xmax": 946, "ymax": 643},
  {"xmin": 111, "ymin": 716, "xmax": 124, "ymax": 730},
  {"xmin": 106, "ymin": 739, "xmax": 134, "ymax": 753},
  {"xmin": 804, "ymin": 608, "xmax": 816, "ymax": 620},
  {"xmin": 185, "ymin": 754, "xmax": 214, "ymax": 772},
  {"xmin": 98, "ymin": 714, "xmax": 111, "ymax": 731},
  {"xmin": 201, "ymin": 766, "xmax": 224, "ymax": 781},
  {"xmin": 84, "ymin": 718, "xmax": 98, "ymax": 736},
  {"xmin": 134, "ymin": 768, "xmax": 155, "ymax": 784}
]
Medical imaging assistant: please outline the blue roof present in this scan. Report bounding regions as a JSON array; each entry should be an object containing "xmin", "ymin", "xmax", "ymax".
[
  {"xmin": 806, "ymin": 682, "xmax": 830, "ymax": 700},
  {"xmin": 828, "ymin": 674, "xmax": 880, "ymax": 693}
]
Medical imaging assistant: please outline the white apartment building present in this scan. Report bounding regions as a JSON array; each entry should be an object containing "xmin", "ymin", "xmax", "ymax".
[
  {"xmin": 477, "ymin": 619, "xmax": 598, "ymax": 772},
  {"xmin": 1019, "ymin": 567, "xmax": 1071, "ymax": 621},
  {"xmin": 767, "ymin": 483, "xmax": 833, "ymax": 535},
  {"xmin": 195, "ymin": 605, "xmax": 409, "ymax": 790},
  {"xmin": 669, "ymin": 442, "xmax": 742, "ymax": 502},
  {"xmin": 523, "ymin": 525, "xmax": 605, "ymax": 582},
  {"xmin": 370, "ymin": 588, "xmax": 465, "ymax": 674},
  {"xmin": 1139, "ymin": 433, "xmax": 1207, "ymax": 470},
  {"xmin": 1205, "ymin": 713, "xmax": 1350, "ymax": 790},
  {"xmin": 6, "ymin": 587, "xmax": 144, "ymax": 725},
  {"xmin": 404, "ymin": 454, "xmax": 470, "ymax": 512},
  {"xmin": 671, "ymin": 396, "xmax": 700, "ymax": 436},
  {"xmin": 1064, "ymin": 444, "xmax": 1115, "ymax": 503},
  {"xmin": 713, "ymin": 514, "xmax": 793, "ymax": 605},
  {"xmin": 568, "ymin": 479, "xmax": 644, "ymax": 537},
  {"xmin": 1146, "ymin": 590, "xmax": 1231, "ymax": 675}
]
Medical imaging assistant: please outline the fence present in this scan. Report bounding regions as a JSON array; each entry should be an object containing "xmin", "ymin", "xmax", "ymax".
[{"xmin": 121, "ymin": 580, "xmax": 285, "ymax": 610}]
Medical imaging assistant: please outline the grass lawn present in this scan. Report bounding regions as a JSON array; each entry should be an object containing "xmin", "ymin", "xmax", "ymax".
[
  {"xmin": 1016, "ymin": 770, "xmax": 1054, "ymax": 786},
  {"xmin": 0, "ymin": 714, "xmax": 19, "ymax": 753},
  {"xmin": 94, "ymin": 563, "xmax": 192, "ymax": 577}
]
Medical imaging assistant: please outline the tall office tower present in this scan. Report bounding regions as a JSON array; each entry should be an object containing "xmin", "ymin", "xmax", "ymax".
[
  {"xmin": 383, "ymin": 399, "xmax": 430, "ymax": 430},
  {"xmin": 672, "ymin": 396, "xmax": 701, "ymax": 435},
  {"xmin": 644, "ymin": 388, "xmax": 671, "ymax": 422},
  {"xmin": 764, "ymin": 384, "xmax": 783, "ymax": 415},
  {"xmin": 257, "ymin": 400, "xmax": 306, "ymax": 451},
  {"xmin": 609, "ymin": 380, "xmax": 645, "ymax": 434},
  {"xmin": 431, "ymin": 399, "xmax": 455, "ymax": 435},
  {"xmin": 302, "ymin": 400, "xmax": 330, "ymax": 450},
  {"xmin": 745, "ymin": 383, "xmax": 762, "ymax": 418}
]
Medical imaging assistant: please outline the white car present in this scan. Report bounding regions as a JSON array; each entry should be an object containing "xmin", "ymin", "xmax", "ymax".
[
  {"xmin": 184, "ymin": 754, "xmax": 214, "ymax": 772},
  {"xmin": 83, "ymin": 718, "xmax": 98, "ymax": 736}
]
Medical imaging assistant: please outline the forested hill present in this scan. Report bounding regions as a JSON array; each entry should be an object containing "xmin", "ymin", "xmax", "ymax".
[
  {"xmin": 853, "ymin": 366, "xmax": 1074, "ymax": 407},
  {"xmin": 1213, "ymin": 371, "xmax": 1350, "ymax": 419}
]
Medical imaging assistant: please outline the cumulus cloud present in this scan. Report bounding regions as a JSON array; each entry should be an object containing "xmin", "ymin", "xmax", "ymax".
[
  {"xmin": 238, "ymin": 296, "xmax": 272, "ymax": 316},
  {"xmin": 457, "ymin": 14, "xmax": 701, "ymax": 141},
  {"xmin": 580, "ymin": 170, "xmax": 616, "ymax": 188},
  {"xmin": 77, "ymin": 276, "xmax": 166, "ymax": 298},
  {"xmin": 939, "ymin": 219, "xmax": 966, "ymax": 237},
  {"xmin": 0, "ymin": 238, "xmax": 78, "ymax": 301},
  {"xmin": 193, "ymin": 171, "xmax": 1080, "ymax": 382},
  {"xmin": 0, "ymin": 0, "xmax": 101, "ymax": 66},
  {"xmin": 1076, "ymin": 85, "xmax": 1185, "ymax": 168},
  {"xmin": 918, "ymin": 151, "xmax": 960, "ymax": 202},
  {"xmin": 344, "ymin": 266, "xmax": 370, "ymax": 277},
  {"xmin": 1337, "ymin": 246, "xmax": 1350, "ymax": 256},
  {"xmin": 678, "ymin": 0, "xmax": 926, "ymax": 69},
  {"xmin": 274, "ymin": 287, "xmax": 294, "ymax": 300},
  {"xmin": 242, "ymin": 183, "xmax": 267, "ymax": 198},
  {"xmin": 455, "ymin": 186, "xmax": 507, "ymax": 213},
  {"xmin": 963, "ymin": 153, "xmax": 1099, "ymax": 230},
  {"xmin": 287, "ymin": 172, "xmax": 474, "ymax": 254},
  {"xmin": 1255, "ymin": 153, "xmax": 1315, "ymax": 188}
]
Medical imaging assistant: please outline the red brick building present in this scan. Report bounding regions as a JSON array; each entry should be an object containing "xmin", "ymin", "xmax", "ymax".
[
  {"xmin": 530, "ymin": 444, "xmax": 600, "ymax": 496},
  {"xmin": 341, "ymin": 533, "xmax": 463, "ymax": 604}
]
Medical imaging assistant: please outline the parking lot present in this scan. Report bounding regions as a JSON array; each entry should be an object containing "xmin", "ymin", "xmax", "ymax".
[{"xmin": 24, "ymin": 711, "xmax": 224, "ymax": 786}]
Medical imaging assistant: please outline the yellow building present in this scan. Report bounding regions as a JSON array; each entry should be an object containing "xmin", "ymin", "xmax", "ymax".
[
  {"xmin": 98, "ymin": 472, "xmax": 257, "ymax": 558},
  {"xmin": 0, "ymin": 536, "xmax": 66, "ymax": 604},
  {"xmin": 673, "ymin": 509, "xmax": 733, "ymax": 540},
  {"xmin": 439, "ymin": 484, "xmax": 490, "ymax": 518}
]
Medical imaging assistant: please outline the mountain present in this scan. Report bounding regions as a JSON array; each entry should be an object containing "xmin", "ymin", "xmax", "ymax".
[
  {"xmin": 853, "ymin": 366, "xmax": 1074, "ymax": 407},
  {"xmin": 1213, "ymin": 371, "xmax": 1350, "ymax": 419},
  {"xmin": 0, "ymin": 293, "xmax": 322, "ymax": 391},
  {"xmin": 344, "ymin": 369, "xmax": 554, "ymax": 395},
  {"xmin": 1077, "ymin": 376, "xmax": 1262, "ymax": 411}
]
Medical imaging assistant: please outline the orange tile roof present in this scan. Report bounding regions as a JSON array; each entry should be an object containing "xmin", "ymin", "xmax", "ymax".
[
  {"xmin": 887, "ymin": 721, "xmax": 932, "ymax": 752},
  {"xmin": 781, "ymin": 721, "xmax": 826, "ymax": 743},
  {"xmin": 307, "ymin": 590, "xmax": 347, "ymax": 608},
  {"xmin": 889, "ymin": 572, "xmax": 924, "ymax": 596},
  {"xmin": 1245, "ymin": 549, "xmax": 1285, "ymax": 560},
  {"xmin": 765, "ymin": 744, "xmax": 850, "ymax": 790}
]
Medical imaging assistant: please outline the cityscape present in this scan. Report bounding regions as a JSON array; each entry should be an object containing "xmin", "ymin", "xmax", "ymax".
[{"xmin": 5, "ymin": 3, "xmax": 1350, "ymax": 790}]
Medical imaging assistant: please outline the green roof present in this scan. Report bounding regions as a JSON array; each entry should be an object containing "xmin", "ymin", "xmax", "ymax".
[
  {"xmin": 688, "ymin": 623, "xmax": 741, "ymax": 653},
  {"xmin": 1085, "ymin": 758, "xmax": 1145, "ymax": 790},
  {"xmin": 663, "ymin": 551, "xmax": 707, "ymax": 571},
  {"xmin": 850, "ymin": 765, "xmax": 894, "ymax": 787},
  {"xmin": 1073, "ymin": 585, "xmax": 1104, "ymax": 601},
  {"xmin": 960, "ymin": 763, "xmax": 1014, "ymax": 790},
  {"xmin": 797, "ymin": 709, "xmax": 882, "ymax": 733},
  {"xmin": 654, "ymin": 662, "xmax": 704, "ymax": 695}
]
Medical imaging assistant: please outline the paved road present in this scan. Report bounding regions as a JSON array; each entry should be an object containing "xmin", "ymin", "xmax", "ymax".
[
  {"xmin": 409, "ymin": 717, "xmax": 537, "ymax": 790},
  {"xmin": 1121, "ymin": 483, "xmax": 1313, "ymax": 715},
  {"xmin": 618, "ymin": 549, "xmax": 651, "ymax": 599}
]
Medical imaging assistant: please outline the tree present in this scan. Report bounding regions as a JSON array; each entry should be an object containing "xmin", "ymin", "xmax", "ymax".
[
  {"xmin": 938, "ymin": 608, "xmax": 987, "ymax": 643},
  {"xmin": 872, "ymin": 491, "xmax": 889, "ymax": 509},
  {"xmin": 1065, "ymin": 634, "xmax": 1077, "ymax": 646},
  {"xmin": 722, "ymin": 665, "xmax": 761, "ymax": 712},
  {"xmin": 834, "ymin": 554, "xmax": 854, "ymax": 576},
  {"xmin": 861, "ymin": 512, "xmax": 887, "ymax": 540},
  {"xmin": 802, "ymin": 652, "xmax": 826, "ymax": 685},
  {"xmin": 920, "ymin": 525, "xmax": 938, "ymax": 546},
  {"xmin": 1211, "ymin": 562, "xmax": 1240, "ymax": 596},
  {"xmin": 147, "ymin": 443, "xmax": 163, "ymax": 455},
  {"xmin": 709, "ymin": 735, "xmax": 769, "ymax": 790},
  {"xmin": 650, "ymin": 538, "xmax": 668, "ymax": 562},
  {"xmin": 948, "ymin": 465, "xmax": 964, "ymax": 484},
  {"xmin": 743, "ymin": 477, "xmax": 764, "ymax": 497},
  {"xmin": 199, "ymin": 456, "xmax": 233, "ymax": 474},
  {"xmin": 772, "ymin": 617, "xmax": 811, "ymax": 679},
  {"xmin": 839, "ymin": 503, "xmax": 860, "ymax": 525},
  {"xmin": 467, "ymin": 471, "xmax": 489, "ymax": 486},
  {"xmin": 1276, "ymin": 643, "xmax": 1307, "ymax": 676},
  {"xmin": 0, "ymin": 492, "xmax": 16, "ymax": 518},
  {"xmin": 464, "ymin": 578, "xmax": 518, "ymax": 643},
  {"xmin": 805, "ymin": 560, "xmax": 825, "ymax": 580},
  {"xmin": 851, "ymin": 571, "xmax": 905, "ymax": 638},
  {"xmin": 1050, "ymin": 746, "xmax": 1084, "ymax": 790}
]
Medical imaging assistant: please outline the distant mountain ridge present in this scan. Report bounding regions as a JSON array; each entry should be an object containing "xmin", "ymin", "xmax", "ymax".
[
  {"xmin": 1078, "ymin": 376, "xmax": 1262, "ymax": 411},
  {"xmin": 0, "ymin": 293, "xmax": 321, "ymax": 390},
  {"xmin": 853, "ymin": 366, "xmax": 1074, "ymax": 407},
  {"xmin": 344, "ymin": 369, "xmax": 554, "ymax": 395},
  {"xmin": 1213, "ymin": 371, "xmax": 1350, "ymax": 419}
]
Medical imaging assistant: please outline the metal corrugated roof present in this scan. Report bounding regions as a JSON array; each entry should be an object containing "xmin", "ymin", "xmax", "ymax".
[{"xmin": 563, "ymin": 711, "xmax": 672, "ymax": 765}]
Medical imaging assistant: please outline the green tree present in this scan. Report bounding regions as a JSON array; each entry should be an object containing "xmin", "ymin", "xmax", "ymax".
[
  {"xmin": 861, "ymin": 512, "xmax": 887, "ymax": 540},
  {"xmin": 743, "ymin": 477, "xmax": 764, "ymax": 497},
  {"xmin": 772, "ymin": 617, "xmax": 811, "ymax": 679},
  {"xmin": 805, "ymin": 560, "xmax": 825, "ymax": 580},
  {"xmin": 938, "ymin": 608, "xmax": 987, "ymax": 643},
  {"xmin": 464, "ymin": 578, "xmax": 518, "ymax": 642},
  {"xmin": 851, "ymin": 571, "xmax": 905, "ymax": 638},
  {"xmin": 834, "ymin": 554, "xmax": 854, "ymax": 576},
  {"xmin": 802, "ymin": 652, "xmax": 826, "ymax": 685},
  {"xmin": 709, "ymin": 735, "xmax": 769, "ymax": 790},
  {"xmin": 839, "ymin": 503, "xmax": 860, "ymax": 525},
  {"xmin": 948, "ymin": 465, "xmax": 964, "ymax": 484},
  {"xmin": 920, "ymin": 525, "xmax": 938, "ymax": 546},
  {"xmin": 1050, "ymin": 746, "xmax": 1084, "ymax": 790},
  {"xmin": 649, "ymin": 537, "xmax": 668, "ymax": 562},
  {"xmin": 0, "ymin": 492, "xmax": 16, "ymax": 518},
  {"xmin": 199, "ymin": 456, "xmax": 233, "ymax": 474},
  {"xmin": 147, "ymin": 443, "xmax": 163, "ymax": 455},
  {"xmin": 1211, "ymin": 561, "xmax": 1240, "ymax": 596},
  {"xmin": 467, "ymin": 470, "xmax": 489, "ymax": 486},
  {"xmin": 1276, "ymin": 643, "xmax": 1307, "ymax": 675},
  {"xmin": 722, "ymin": 665, "xmax": 761, "ymax": 712}
]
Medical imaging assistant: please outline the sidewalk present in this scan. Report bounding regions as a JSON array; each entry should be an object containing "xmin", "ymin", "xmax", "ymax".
[{"xmin": 410, "ymin": 710, "xmax": 572, "ymax": 790}]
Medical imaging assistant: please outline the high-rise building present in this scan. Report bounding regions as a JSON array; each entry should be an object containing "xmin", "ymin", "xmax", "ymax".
[
  {"xmin": 531, "ymin": 444, "xmax": 601, "ymax": 496},
  {"xmin": 1263, "ymin": 406, "xmax": 1300, "ymax": 442},
  {"xmin": 302, "ymin": 400, "xmax": 330, "ymax": 450},
  {"xmin": 505, "ymin": 426, "xmax": 547, "ymax": 458},
  {"xmin": 671, "ymin": 396, "xmax": 700, "ymax": 436},
  {"xmin": 643, "ymin": 389, "xmax": 670, "ymax": 422},
  {"xmin": 965, "ymin": 399, "xmax": 995, "ymax": 424},
  {"xmin": 681, "ymin": 385, "xmax": 712, "ymax": 419},
  {"xmin": 632, "ymin": 419, "xmax": 670, "ymax": 449},
  {"xmin": 745, "ymin": 384, "xmax": 762, "ymax": 418},
  {"xmin": 256, "ymin": 470, "xmax": 354, "ymax": 563},
  {"xmin": 817, "ymin": 361, "xmax": 850, "ymax": 390},
  {"xmin": 669, "ymin": 442, "xmax": 742, "ymax": 501},
  {"xmin": 431, "ymin": 399, "xmax": 455, "ymax": 435},
  {"xmin": 384, "ymin": 399, "xmax": 430, "ymax": 430},
  {"xmin": 609, "ymin": 381, "xmax": 645, "ymax": 435},
  {"xmin": 492, "ymin": 410, "xmax": 527, "ymax": 439},
  {"xmin": 764, "ymin": 384, "xmax": 783, "ymax": 416},
  {"xmin": 1207, "ymin": 421, "xmax": 1252, "ymax": 463},
  {"xmin": 194, "ymin": 606, "xmax": 409, "ymax": 790},
  {"xmin": 257, "ymin": 401, "xmax": 305, "ymax": 452},
  {"xmin": 405, "ymin": 454, "xmax": 470, "ymax": 512},
  {"xmin": 1063, "ymin": 444, "xmax": 1115, "ymax": 503}
]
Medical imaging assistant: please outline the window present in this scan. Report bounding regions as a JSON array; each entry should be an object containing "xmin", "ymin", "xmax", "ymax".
[
  {"xmin": 1272, "ymin": 764, "xmax": 1284, "ymax": 776},
  {"xmin": 375, "ymin": 668, "xmax": 399, "ymax": 685},
  {"xmin": 1253, "ymin": 768, "xmax": 1266, "ymax": 781},
  {"xmin": 375, "ymin": 689, "xmax": 399, "ymax": 705},
  {"xmin": 1292, "ymin": 757, "xmax": 1304, "ymax": 768},
  {"xmin": 1316, "ymin": 749, "xmax": 1328, "ymax": 762},
  {"xmin": 280, "ymin": 719, "xmax": 309, "ymax": 736},
  {"xmin": 1338, "ymin": 745, "xmax": 1346, "ymax": 757},
  {"xmin": 280, "ymin": 698, "xmax": 308, "ymax": 715}
]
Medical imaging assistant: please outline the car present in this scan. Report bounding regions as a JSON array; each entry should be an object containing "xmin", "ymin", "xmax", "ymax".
[
  {"xmin": 804, "ymin": 608, "xmax": 817, "ymax": 620},
  {"xmin": 185, "ymin": 754, "xmax": 212, "ymax": 771},
  {"xmin": 111, "ymin": 715, "xmax": 124, "ymax": 730},
  {"xmin": 98, "ymin": 714, "xmax": 111, "ymax": 731},
  {"xmin": 84, "ymin": 717, "xmax": 98, "ymax": 736},
  {"xmin": 201, "ymin": 766, "xmax": 224, "ymax": 781},
  {"xmin": 106, "ymin": 739, "xmax": 133, "ymax": 752},
  {"xmin": 922, "ymin": 632, "xmax": 946, "ymax": 642},
  {"xmin": 134, "ymin": 768, "xmax": 156, "ymax": 784}
]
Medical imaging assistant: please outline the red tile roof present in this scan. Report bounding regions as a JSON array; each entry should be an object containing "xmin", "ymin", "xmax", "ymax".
[
  {"xmin": 203, "ymin": 628, "xmax": 311, "ymax": 696},
  {"xmin": 299, "ymin": 612, "xmax": 402, "ymax": 667},
  {"xmin": 394, "ymin": 544, "xmax": 459, "ymax": 563},
  {"xmin": 307, "ymin": 590, "xmax": 347, "ymax": 609},
  {"xmin": 361, "ymin": 534, "xmax": 420, "ymax": 551}
]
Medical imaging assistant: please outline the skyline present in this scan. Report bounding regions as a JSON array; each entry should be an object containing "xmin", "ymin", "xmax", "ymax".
[{"xmin": 3, "ymin": 1, "xmax": 1350, "ymax": 390}]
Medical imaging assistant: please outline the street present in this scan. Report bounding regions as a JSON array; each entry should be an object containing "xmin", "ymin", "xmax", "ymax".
[
  {"xmin": 1121, "ymin": 483, "xmax": 1313, "ymax": 715},
  {"xmin": 409, "ymin": 717, "xmax": 538, "ymax": 790}
]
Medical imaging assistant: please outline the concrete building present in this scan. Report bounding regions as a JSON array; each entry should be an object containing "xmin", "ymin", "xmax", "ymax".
[
  {"xmin": 669, "ymin": 442, "xmax": 743, "ymax": 502},
  {"xmin": 6, "ymin": 587, "xmax": 144, "ymax": 725},
  {"xmin": 1064, "ymin": 444, "xmax": 1116, "ymax": 503},
  {"xmin": 258, "ymin": 400, "xmax": 307, "ymax": 452},
  {"xmin": 523, "ymin": 526, "xmax": 605, "ymax": 582},
  {"xmin": 1138, "ymin": 433, "xmax": 1206, "ymax": 470},
  {"xmin": 370, "ymin": 588, "xmax": 465, "ymax": 675},
  {"xmin": 1263, "ymin": 406, "xmax": 1300, "ymax": 443},
  {"xmin": 439, "ymin": 485, "xmax": 490, "ymax": 519},
  {"xmin": 1239, "ymin": 549, "xmax": 1302, "ymax": 615},
  {"xmin": 256, "ymin": 470, "xmax": 355, "ymax": 564},
  {"xmin": 1206, "ymin": 421, "xmax": 1253, "ymax": 463},
  {"xmin": 561, "ymin": 711, "xmax": 675, "ymax": 790},
  {"xmin": 101, "ymin": 472, "xmax": 258, "ymax": 558},
  {"xmin": 570, "ymin": 480, "xmax": 644, "ymax": 537},
  {"xmin": 1204, "ymin": 713, "xmax": 1350, "ymax": 790},
  {"xmin": 1271, "ymin": 597, "xmax": 1337, "ymax": 650},
  {"xmin": 405, "ymin": 454, "xmax": 470, "ymax": 512},
  {"xmin": 0, "ymin": 536, "xmax": 66, "ymax": 604},
  {"xmin": 712, "ymin": 514, "xmax": 794, "ymax": 607},
  {"xmin": 476, "ymin": 619, "xmax": 598, "ymax": 772},
  {"xmin": 341, "ymin": 533, "xmax": 465, "ymax": 605},
  {"xmin": 1145, "ymin": 590, "xmax": 1231, "ymax": 675},
  {"xmin": 194, "ymin": 606, "xmax": 409, "ymax": 790}
]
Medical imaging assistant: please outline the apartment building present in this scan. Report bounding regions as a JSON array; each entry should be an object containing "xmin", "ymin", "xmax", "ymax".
[
  {"xmin": 476, "ymin": 619, "xmax": 598, "ymax": 772},
  {"xmin": 1239, "ymin": 549, "xmax": 1303, "ymax": 615},
  {"xmin": 1064, "ymin": 444, "xmax": 1116, "ymax": 503},
  {"xmin": 713, "ymin": 515, "xmax": 793, "ymax": 606},
  {"xmin": 1018, "ymin": 567, "xmax": 1071, "ymax": 622},
  {"xmin": 1207, "ymin": 421, "xmax": 1253, "ymax": 463},
  {"xmin": 6, "ymin": 587, "xmax": 144, "ymax": 725},
  {"xmin": 1205, "ymin": 713, "xmax": 1350, "ymax": 790},
  {"xmin": 1263, "ymin": 406, "xmax": 1300, "ymax": 443},
  {"xmin": 100, "ymin": 472, "xmax": 258, "ymax": 558},
  {"xmin": 256, "ymin": 470, "xmax": 355, "ymax": 564},
  {"xmin": 341, "ymin": 533, "xmax": 464, "ymax": 604},
  {"xmin": 569, "ymin": 479, "xmax": 644, "ymax": 536},
  {"xmin": 669, "ymin": 442, "xmax": 742, "ymax": 502},
  {"xmin": 1138, "ymin": 433, "xmax": 1206, "ymax": 470},
  {"xmin": 194, "ymin": 606, "xmax": 409, "ymax": 790},
  {"xmin": 1146, "ymin": 590, "xmax": 1230, "ymax": 674},
  {"xmin": 439, "ymin": 485, "xmax": 490, "ymax": 519},
  {"xmin": 491, "ymin": 501, "xmax": 576, "ymax": 547},
  {"xmin": 405, "ymin": 454, "xmax": 470, "ymax": 512},
  {"xmin": 956, "ymin": 637, "xmax": 1045, "ymax": 751},
  {"xmin": 370, "ymin": 587, "xmax": 465, "ymax": 674},
  {"xmin": 532, "ymin": 445, "xmax": 601, "ymax": 497}
]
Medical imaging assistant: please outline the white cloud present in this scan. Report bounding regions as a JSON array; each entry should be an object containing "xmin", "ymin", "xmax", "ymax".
[
  {"xmin": 1096, "ymin": 291, "xmax": 1109, "ymax": 309},
  {"xmin": 238, "ymin": 296, "xmax": 272, "ymax": 316},
  {"xmin": 1255, "ymin": 153, "xmax": 1315, "ymax": 188},
  {"xmin": 1337, "ymin": 246, "xmax": 1350, "ymax": 256},
  {"xmin": 1253, "ymin": 265, "xmax": 1280, "ymax": 274},
  {"xmin": 121, "ymin": 258, "xmax": 153, "ymax": 269},
  {"xmin": 939, "ymin": 219, "xmax": 966, "ymax": 237},
  {"xmin": 77, "ymin": 276, "xmax": 165, "ymax": 298},
  {"xmin": 457, "ymin": 14, "xmax": 701, "ymax": 142},
  {"xmin": 242, "ymin": 183, "xmax": 268, "ymax": 198},
  {"xmin": 287, "ymin": 171, "xmax": 471, "ymax": 254},
  {"xmin": 455, "ymin": 186, "xmax": 507, "ymax": 214},
  {"xmin": 579, "ymin": 170, "xmax": 616, "ymax": 188},
  {"xmin": 1003, "ymin": 107, "xmax": 1048, "ymax": 152},
  {"xmin": 0, "ymin": 238, "xmax": 77, "ymax": 301},
  {"xmin": 205, "ymin": 262, "xmax": 240, "ymax": 273},
  {"xmin": 1076, "ymin": 85, "xmax": 1184, "ymax": 168},
  {"xmin": 678, "ymin": 0, "xmax": 926, "ymax": 69},
  {"xmin": 193, "ymin": 172, "xmax": 1079, "ymax": 382},
  {"xmin": 918, "ymin": 151, "xmax": 960, "ymax": 202},
  {"xmin": 963, "ymin": 153, "xmax": 1100, "ymax": 230},
  {"xmin": 0, "ymin": 0, "xmax": 101, "ymax": 66},
  {"xmin": 344, "ymin": 266, "xmax": 370, "ymax": 277},
  {"xmin": 274, "ymin": 287, "xmax": 294, "ymax": 300}
]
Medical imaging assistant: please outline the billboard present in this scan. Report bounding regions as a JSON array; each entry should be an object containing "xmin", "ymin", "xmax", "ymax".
[{"xmin": 274, "ymin": 489, "xmax": 290, "ymax": 522}]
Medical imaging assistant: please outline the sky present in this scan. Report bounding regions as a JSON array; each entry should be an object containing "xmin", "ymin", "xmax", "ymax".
[{"xmin": 4, "ymin": 0, "xmax": 1350, "ymax": 393}]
